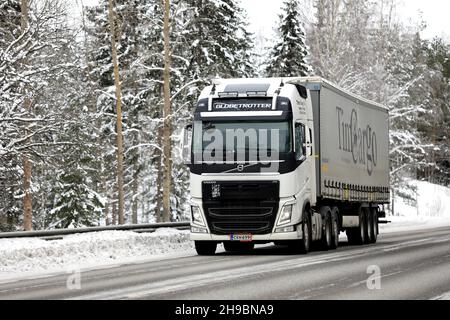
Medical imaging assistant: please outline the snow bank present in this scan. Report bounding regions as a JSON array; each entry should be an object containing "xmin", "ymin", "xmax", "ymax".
[
  {"xmin": 0, "ymin": 228, "xmax": 194, "ymax": 281},
  {"xmin": 433, "ymin": 291, "xmax": 450, "ymax": 300},
  {"xmin": 392, "ymin": 180, "xmax": 450, "ymax": 219},
  {"xmin": 380, "ymin": 180, "xmax": 450, "ymax": 233}
]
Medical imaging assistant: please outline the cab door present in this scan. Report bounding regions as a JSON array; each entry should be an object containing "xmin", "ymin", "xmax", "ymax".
[
  {"xmin": 295, "ymin": 121, "xmax": 318, "ymax": 237},
  {"xmin": 294, "ymin": 121, "xmax": 313, "ymax": 192}
]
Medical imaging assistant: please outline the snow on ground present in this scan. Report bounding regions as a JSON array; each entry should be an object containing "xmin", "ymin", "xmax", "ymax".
[
  {"xmin": 0, "ymin": 228, "xmax": 195, "ymax": 282},
  {"xmin": 380, "ymin": 180, "xmax": 450, "ymax": 233},
  {"xmin": 0, "ymin": 180, "xmax": 449, "ymax": 282},
  {"xmin": 433, "ymin": 291, "xmax": 450, "ymax": 300}
]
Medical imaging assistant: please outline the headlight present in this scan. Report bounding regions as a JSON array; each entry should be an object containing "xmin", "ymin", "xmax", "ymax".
[
  {"xmin": 278, "ymin": 204, "xmax": 293, "ymax": 225},
  {"xmin": 191, "ymin": 205, "xmax": 205, "ymax": 226}
]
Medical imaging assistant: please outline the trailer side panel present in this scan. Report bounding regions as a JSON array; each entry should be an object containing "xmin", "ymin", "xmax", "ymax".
[{"xmin": 319, "ymin": 84, "xmax": 389, "ymax": 201}]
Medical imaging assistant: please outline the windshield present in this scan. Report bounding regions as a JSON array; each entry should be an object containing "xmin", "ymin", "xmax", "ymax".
[{"xmin": 192, "ymin": 121, "xmax": 292, "ymax": 162}]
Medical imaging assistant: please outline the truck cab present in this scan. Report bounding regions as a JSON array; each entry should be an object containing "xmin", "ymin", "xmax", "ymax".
[{"xmin": 183, "ymin": 78, "xmax": 319, "ymax": 255}]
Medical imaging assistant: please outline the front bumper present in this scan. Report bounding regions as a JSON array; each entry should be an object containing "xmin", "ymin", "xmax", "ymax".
[{"xmin": 190, "ymin": 229, "xmax": 302, "ymax": 242}]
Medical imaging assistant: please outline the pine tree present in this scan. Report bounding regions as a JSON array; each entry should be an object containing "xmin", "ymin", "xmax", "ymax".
[
  {"xmin": 416, "ymin": 37, "xmax": 450, "ymax": 185},
  {"xmin": 183, "ymin": 0, "xmax": 256, "ymax": 81},
  {"xmin": 48, "ymin": 171, "xmax": 104, "ymax": 228},
  {"xmin": 265, "ymin": 0, "xmax": 311, "ymax": 77}
]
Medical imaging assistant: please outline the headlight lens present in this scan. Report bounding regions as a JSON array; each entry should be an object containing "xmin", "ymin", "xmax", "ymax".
[
  {"xmin": 278, "ymin": 204, "xmax": 293, "ymax": 225},
  {"xmin": 191, "ymin": 205, "xmax": 205, "ymax": 226}
]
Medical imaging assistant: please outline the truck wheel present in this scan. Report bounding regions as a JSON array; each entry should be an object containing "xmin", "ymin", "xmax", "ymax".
[
  {"xmin": 224, "ymin": 242, "xmax": 254, "ymax": 253},
  {"xmin": 366, "ymin": 208, "xmax": 373, "ymax": 244},
  {"xmin": 288, "ymin": 210, "xmax": 311, "ymax": 254},
  {"xmin": 195, "ymin": 241, "xmax": 217, "ymax": 255},
  {"xmin": 375, "ymin": 208, "xmax": 379, "ymax": 236},
  {"xmin": 320, "ymin": 207, "xmax": 332, "ymax": 250},
  {"xmin": 330, "ymin": 207, "xmax": 339, "ymax": 249},
  {"xmin": 370, "ymin": 209, "xmax": 378, "ymax": 244},
  {"xmin": 347, "ymin": 208, "xmax": 366, "ymax": 245}
]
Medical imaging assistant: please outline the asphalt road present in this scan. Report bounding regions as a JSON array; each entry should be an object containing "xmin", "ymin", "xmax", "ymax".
[{"xmin": 1, "ymin": 226, "xmax": 450, "ymax": 300}]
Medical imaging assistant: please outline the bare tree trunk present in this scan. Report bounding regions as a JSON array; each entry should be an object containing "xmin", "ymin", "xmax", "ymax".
[
  {"xmin": 155, "ymin": 120, "xmax": 163, "ymax": 222},
  {"xmin": 162, "ymin": 0, "xmax": 172, "ymax": 222},
  {"xmin": 141, "ymin": 196, "xmax": 146, "ymax": 223},
  {"xmin": 112, "ymin": 202, "xmax": 117, "ymax": 225},
  {"xmin": 105, "ymin": 202, "xmax": 110, "ymax": 226},
  {"xmin": 22, "ymin": 154, "xmax": 32, "ymax": 230},
  {"xmin": 21, "ymin": 0, "xmax": 32, "ymax": 231},
  {"xmin": 132, "ymin": 163, "xmax": 139, "ymax": 224},
  {"xmin": 108, "ymin": 0, "xmax": 125, "ymax": 225}
]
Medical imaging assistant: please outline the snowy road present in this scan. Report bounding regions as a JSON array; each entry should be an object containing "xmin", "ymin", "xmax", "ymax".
[{"xmin": 1, "ymin": 226, "xmax": 450, "ymax": 300}]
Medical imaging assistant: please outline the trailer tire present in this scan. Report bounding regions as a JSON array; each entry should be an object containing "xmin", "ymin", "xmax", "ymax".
[
  {"xmin": 320, "ymin": 207, "xmax": 332, "ymax": 250},
  {"xmin": 195, "ymin": 241, "xmax": 217, "ymax": 255},
  {"xmin": 370, "ymin": 208, "xmax": 378, "ymax": 244},
  {"xmin": 224, "ymin": 242, "xmax": 254, "ymax": 253},
  {"xmin": 330, "ymin": 207, "xmax": 339, "ymax": 249},
  {"xmin": 347, "ymin": 208, "xmax": 366, "ymax": 245},
  {"xmin": 366, "ymin": 208, "xmax": 374, "ymax": 244}
]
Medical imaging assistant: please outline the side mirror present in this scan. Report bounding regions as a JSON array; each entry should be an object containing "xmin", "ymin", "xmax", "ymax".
[{"xmin": 182, "ymin": 124, "xmax": 192, "ymax": 164}]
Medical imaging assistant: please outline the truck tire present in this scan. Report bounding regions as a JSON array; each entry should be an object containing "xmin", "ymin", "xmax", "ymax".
[
  {"xmin": 288, "ymin": 210, "xmax": 311, "ymax": 254},
  {"xmin": 369, "ymin": 208, "xmax": 378, "ymax": 244},
  {"xmin": 224, "ymin": 242, "xmax": 254, "ymax": 253},
  {"xmin": 195, "ymin": 241, "xmax": 217, "ymax": 255},
  {"xmin": 330, "ymin": 207, "xmax": 339, "ymax": 249},
  {"xmin": 375, "ymin": 208, "xmax": 379, "ymax": 237},
  {"xmin": 365, "ymin": 208, "xmax": 373, "ymax": 244},
  {"xmin": 347, "ymin": 208, "xmax": 366, "ymax": 245},
  {"xmin": 320, "ymin": 207, "xmax": 332, "ymax": 251}
]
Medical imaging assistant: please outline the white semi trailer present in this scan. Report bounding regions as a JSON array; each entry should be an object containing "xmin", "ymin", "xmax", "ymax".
[{"xmin": 182, "ymin": 77, "xmax": 390, "ymax": 255}]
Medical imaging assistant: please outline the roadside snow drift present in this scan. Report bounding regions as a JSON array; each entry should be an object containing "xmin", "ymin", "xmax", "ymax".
[
  {"xmin": 393, "ymin": 180, "xmax": 450, "ymax": 219},
  {"xmin": 381, "ymin": 180, "xmax": 450, "ymax": 233},
  {"xmin": 0, "ymin": 228, "xmax": 194, "ymax": 280}
]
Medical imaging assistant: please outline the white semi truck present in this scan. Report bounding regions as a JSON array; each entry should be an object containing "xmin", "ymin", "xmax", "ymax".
[{"xmin": 182, "ymin": 77, "xmax": 390, "ymax": 255}]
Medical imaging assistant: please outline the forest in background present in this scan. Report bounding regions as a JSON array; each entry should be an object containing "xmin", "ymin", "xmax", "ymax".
[{"xmin": 0, "ymin": 0, "xmax": 449, "ymax": 231}]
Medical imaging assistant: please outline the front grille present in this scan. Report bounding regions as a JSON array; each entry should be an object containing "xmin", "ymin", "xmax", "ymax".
[
  {"xmin": 209, "ymin": 206, "xmax": 273, "ymax": 217},
  {"xmin": 211, "ymin": 222, "xmax": 271, "ymax": 233},
  {"xmin": 202, "ymin": 181, "xmax": 279, "ymax": 235}
]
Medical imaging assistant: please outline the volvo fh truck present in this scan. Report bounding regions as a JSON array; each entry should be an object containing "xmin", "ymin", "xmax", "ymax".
[{"xmin": 182, "ymin": 77, "xmax": 390, "ymax": 255}]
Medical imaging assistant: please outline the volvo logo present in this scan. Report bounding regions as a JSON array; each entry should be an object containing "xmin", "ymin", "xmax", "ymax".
[{"xmin": 237, "ymin": 164, "xmax": 244, "ymax": 172}]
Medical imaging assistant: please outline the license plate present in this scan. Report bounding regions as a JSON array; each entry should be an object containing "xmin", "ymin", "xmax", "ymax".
[{"xmin": 230, "ymin": 234, "xmax": 253, "ymax": 242}]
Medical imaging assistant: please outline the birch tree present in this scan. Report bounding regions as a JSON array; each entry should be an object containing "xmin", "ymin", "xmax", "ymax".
[{"xmin": 1, "ymin": 0, "xmax": 83, "ymax": 229}]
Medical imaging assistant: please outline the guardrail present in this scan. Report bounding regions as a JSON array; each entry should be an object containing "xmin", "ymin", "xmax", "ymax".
[{"xmin": 0, "ymin": 221, "xmax": 191, "ymax": 239}]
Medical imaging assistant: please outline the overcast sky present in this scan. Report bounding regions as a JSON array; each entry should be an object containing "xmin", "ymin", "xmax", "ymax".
[
  {"xmin": 77, "ymin": 0, "xmax": 450, "ymax": 42},
  {"xmin": 239, "ymin": 0, "xmax": 450, "ymax": 42}
]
